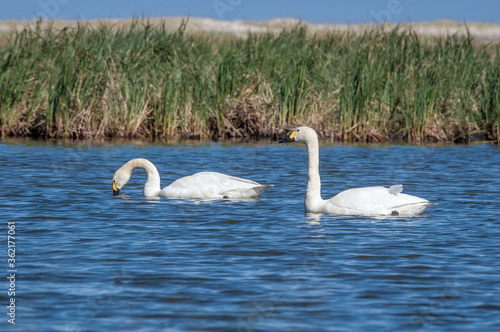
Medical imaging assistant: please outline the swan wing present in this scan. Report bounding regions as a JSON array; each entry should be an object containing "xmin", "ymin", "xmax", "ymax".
[
  {"xmin": 326, "ymin": 186, "xmax": 431, "ymax": 216},
  {"xmin": 160, "ymin": 172, "xmax": 271, "ymax": 199}
]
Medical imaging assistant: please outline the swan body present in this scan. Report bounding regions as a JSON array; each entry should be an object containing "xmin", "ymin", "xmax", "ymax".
[
  {"xmin": 112, "ymin": 158, "xmax": 272, "ymax": 199},
  {"xmin": 279, "ymin": 126, "xmax": 434, "ymax": 216}
]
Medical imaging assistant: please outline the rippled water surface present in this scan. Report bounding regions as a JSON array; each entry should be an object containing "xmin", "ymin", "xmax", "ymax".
[{"xmin": 1, "ymin": 139, "xmax": 500, "ymax": 331}]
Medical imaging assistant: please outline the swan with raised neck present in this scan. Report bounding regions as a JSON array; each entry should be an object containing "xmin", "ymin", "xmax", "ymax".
[
  {"xmin": 112, "ymin": 158, "xmax": 272, "ymax": 199},
  {"xmin": 279, "ymin": 126, "xmax": 435, "ymax": 216}
]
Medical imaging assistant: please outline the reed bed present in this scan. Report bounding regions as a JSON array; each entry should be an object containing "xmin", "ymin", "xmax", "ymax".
[{"xmin": 1, "ymin": 19, "xmax": 499, "ymax": 143}]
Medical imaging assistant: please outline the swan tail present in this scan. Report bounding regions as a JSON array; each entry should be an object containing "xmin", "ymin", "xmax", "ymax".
[
  {"xmin": 221, "ymin": 185, "xmax": 273, "ymax": 199},
  {"xmin": 392, "ymin": 202, "xmax": 437, "ymax": 216},
  {"xmin": 252, "ymin": 185, "xmax": 274, "ymax": 198}
]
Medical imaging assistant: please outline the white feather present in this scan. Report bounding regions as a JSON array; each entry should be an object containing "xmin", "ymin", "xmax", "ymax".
[
  {"xmin": 280, "ymin": 127, "xmax": 434, "ymax": 216},
  {"xmin": 389, "ymin": 184, "xmax": 403, "ymax": 195},
  {"xmin": 112, "ymin": 158, "xmax": 272, "ymax": 199}
]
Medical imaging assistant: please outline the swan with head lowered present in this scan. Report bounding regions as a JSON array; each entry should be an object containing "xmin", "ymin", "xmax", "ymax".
[
  {"xmin": 279, "ymin": 126, "xmax": 434, "ymax": 216},
  {"xmin": 112, "ymin": 158, "xmax": 272, "ymax": 199}
]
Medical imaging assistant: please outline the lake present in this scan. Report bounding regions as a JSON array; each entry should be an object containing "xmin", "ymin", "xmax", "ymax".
[{"xmin": 1, "ymin": 139, "xmax": 499, "ymax": 331}]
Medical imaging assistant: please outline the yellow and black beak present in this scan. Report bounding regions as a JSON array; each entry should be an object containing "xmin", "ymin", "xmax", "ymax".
[
  {"xmin": 279, "ymin": 130, "xmax": 297, "ymax": 143},
  {"xmin": 112, "ymin": 180, "xmax": 120, "ymax": 196}
]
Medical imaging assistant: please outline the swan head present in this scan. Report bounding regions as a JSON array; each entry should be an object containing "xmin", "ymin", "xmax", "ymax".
[
  {"xmin": 279, "ymin": 126, "xmax": 317, "ymax": 144},
  {"xmin": 112, "ymin": 168, "xmax": 131, "ymax": 196}
]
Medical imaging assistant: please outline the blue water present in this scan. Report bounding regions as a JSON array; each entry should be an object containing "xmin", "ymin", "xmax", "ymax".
[{"xmin": 1, "ymin": 140, "xmax": 500, "ymax": 331}]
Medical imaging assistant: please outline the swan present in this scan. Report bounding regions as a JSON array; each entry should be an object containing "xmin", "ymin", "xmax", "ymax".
[
  {"xmin": 112, "ymin": 158, "xmax": 272, "ymax": 199},
  {"xmin": 279, "ymin": 126, "xmax": 435, "ymax": 216}
]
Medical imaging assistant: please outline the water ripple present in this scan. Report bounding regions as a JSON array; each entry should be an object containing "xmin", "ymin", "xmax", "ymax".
[{"xmin": 1, "ymin": 141, "xmax": 499, "ymax": 331}]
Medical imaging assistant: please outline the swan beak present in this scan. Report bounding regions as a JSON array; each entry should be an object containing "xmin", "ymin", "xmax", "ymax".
[
  {"xmin": 112, "ymin": 181, "xmax": 120, "ymax": 196},
  {"xmin": 279, "ymin": 137, "xmax": 294, "ymax": 143},
  {"xmin": 279, "ymin": 130, "xmax": 297, "ymax": 143}
]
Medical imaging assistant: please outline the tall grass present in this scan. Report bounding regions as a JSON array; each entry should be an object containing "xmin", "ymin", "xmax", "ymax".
[{"xmin": 1, "ymin": 19, "xmax": 499, "ymax": 142}]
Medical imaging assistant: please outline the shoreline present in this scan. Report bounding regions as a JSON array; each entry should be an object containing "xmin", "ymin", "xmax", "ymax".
[
  {"xmin": 2, "ymin": 17, "xmax": 500, "ymax": 42},
  {"xmin": 1, "ymin": 18, "xmax": 499, "ymax": 144}
]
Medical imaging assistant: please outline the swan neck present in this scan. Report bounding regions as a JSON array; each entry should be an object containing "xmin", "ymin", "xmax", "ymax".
[
  {"xmin": 305, "ymin": 137, "xmax": 323, "ymax": 210},
  {"xmin": 124, "ymin": 159, "xmax": 162, "ymax": 196}
]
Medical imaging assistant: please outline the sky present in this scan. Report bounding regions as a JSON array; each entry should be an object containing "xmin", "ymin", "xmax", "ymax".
[{"xmin": 0, "ymin": 0, "xmax": 499, "ymax": 24}]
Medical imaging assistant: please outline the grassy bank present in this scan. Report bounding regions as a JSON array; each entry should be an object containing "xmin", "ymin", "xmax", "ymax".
[{"xmin": 1, "ymin": 19, "xmax": 499, "ymax": 143}]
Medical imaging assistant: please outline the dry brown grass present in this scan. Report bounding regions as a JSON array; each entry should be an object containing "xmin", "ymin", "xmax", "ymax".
[{"xmin": 1, "ymin": 18, "xmax": 499, "ymax": 143}]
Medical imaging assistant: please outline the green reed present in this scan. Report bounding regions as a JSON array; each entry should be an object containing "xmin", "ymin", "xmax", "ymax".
[{"xmin": 0, "ymin": 19, "xmax": 499, "ymax": 142}]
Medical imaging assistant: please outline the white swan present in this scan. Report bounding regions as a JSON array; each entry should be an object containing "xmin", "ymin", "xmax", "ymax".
[
  {"xmin": 112, "ymin": 158, "xmax": 272, "ymax": 199},
  {"xmin": 279, "ymin": 126, "xmax": 435, "ymax": 216}
]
